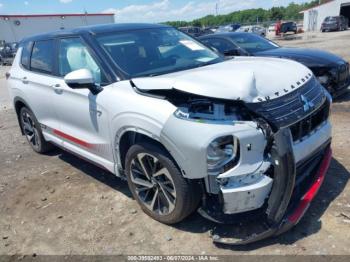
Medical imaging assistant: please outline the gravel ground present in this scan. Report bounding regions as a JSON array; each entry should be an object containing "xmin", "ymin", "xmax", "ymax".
[{"xmin": 0, "ymin": 30, "xmax": 350, "ymax": 256}]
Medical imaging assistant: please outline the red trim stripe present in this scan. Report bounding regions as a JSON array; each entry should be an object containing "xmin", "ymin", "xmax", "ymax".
[
  {"xmin": 53, "ymin": 129, "xmax": 93, "ymax": 149},
  {"xmin": 288, "ymin": 147, "xmax": 332, "ymax": 224}
]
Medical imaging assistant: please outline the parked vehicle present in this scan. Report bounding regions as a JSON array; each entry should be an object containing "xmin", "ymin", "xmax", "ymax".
[
  {"xmin": 0, "ymin": 42, "xmax": 18, "ymax": 65},
  {"xmin": 178, "ymin": 26, "xmax": 204, "ymax": 37},
  {"xmin": 268, "ymin": 23, "xmax": 276, "ymax": 32},
  {"xmin": 199, "ymin": 32, "xmax": 350, "ymax": 97},
  {"xmin": 280, "ymin": 21, "xmax": 297, "ymax": 34},
  {"xmin": 7, "ymin": 23, "xmax": 332, "ymax": 245},
  {"xmin": 236, "ymin": 25, "xmax": 267, "ymax": 37},
  {"xmin": 321, "ymin": 16, "xmax": 348, "ymax": 32},
  {"xmin": 216, "ymin": 23, "xmax": 241, "ymax": 33}
]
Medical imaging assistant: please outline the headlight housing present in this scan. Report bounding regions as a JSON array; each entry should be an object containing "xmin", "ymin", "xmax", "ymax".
[
  {"xmin": 317, "ymin": 75, "xmax": 330, "ymax": 85},
  {"xmin": 207, "ymin": 135, "xmax": 239, "ymax": 174}
]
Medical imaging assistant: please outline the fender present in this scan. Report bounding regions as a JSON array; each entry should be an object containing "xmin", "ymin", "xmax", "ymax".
[{"xmin": 111, "ymin": 112, "xmax": 169, "ymax": 174}]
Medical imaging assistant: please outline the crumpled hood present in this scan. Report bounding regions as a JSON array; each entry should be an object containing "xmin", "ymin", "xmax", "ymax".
[
  {"xmin": 132, "ymin": 56, "xmax": 312, "ymax": 103},
  {"xmin": 254, "ymin": 47, "xmax": 345, "ymax": 68}
]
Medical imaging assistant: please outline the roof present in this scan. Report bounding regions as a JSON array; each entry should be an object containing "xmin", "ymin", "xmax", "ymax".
[
  {"xmin": 198, "ymin": 32, "xmax": 252, "ymax": 39},
  {"xmin": 20, "ymin": 23, "xmax": 170, "ymax": 42},
  {"xmin": 0, "ymin": 13, "xmax": 114, "ymax": 18},
  {"xmin": 300, "ymin": 0, "xmax": 335, "ymax": 13}
]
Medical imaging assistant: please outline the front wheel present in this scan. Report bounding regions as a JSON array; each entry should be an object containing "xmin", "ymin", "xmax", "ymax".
[{"xmin": 125, "ymin": 142, "xmax": 201, "ymax": 224}]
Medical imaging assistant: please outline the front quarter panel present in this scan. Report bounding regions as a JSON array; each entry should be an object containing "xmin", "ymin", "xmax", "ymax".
[{"xmin": 160, "ymin": 115, "xmax": 267, "ymax": 179}]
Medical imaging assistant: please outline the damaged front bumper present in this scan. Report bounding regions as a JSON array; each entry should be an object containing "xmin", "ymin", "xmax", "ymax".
[
  {"xmin": 213, "ymin": 130, "xmax": 332, "ymax": 245},
  {"xmin": 160, "ymin": 105, "xmax": 332, "ymax": 245}
]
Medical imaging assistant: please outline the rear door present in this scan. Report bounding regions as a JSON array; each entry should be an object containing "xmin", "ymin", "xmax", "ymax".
[{"xmin": 15, "ymin": 40, "xmax": 63, "ymax": 145}]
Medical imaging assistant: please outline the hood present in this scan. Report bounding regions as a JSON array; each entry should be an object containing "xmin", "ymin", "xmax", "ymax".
[
  {"xmin": 254, "ymin": 47, "xmax": 345, "ymax": 68},
  {"xmin": 132, "ymin": 56, "xmax": 312, "ymax": 103}
]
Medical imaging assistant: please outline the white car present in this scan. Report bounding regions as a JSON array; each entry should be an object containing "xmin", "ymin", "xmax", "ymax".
[
  {"xmin": 7, "ymin": 24, "xmax": 332, "ymax": 245},
  {"xmin": 236, "ymin": 25, "xmax": 267, "ymax": 37},
  {"xmin": 268, "ymin": 23, "xmax": 276, "ymax": 32}
]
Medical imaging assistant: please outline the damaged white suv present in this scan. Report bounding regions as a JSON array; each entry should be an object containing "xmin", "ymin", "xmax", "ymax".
[{"xmin": 7, "ymin": 24, "xmax": 332, "ymax": 245}]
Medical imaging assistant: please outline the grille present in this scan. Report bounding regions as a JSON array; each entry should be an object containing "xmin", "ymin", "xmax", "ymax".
[
  {"xmin": 289, "ymin": 99, "xmax": 330, "ymax": 142},
  {"xmin": 246, "ymin": 77, "xmax": 327, "ymax": 129}
]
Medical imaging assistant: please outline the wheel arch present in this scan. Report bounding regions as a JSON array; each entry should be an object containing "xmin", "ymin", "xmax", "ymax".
[{"xmin": 116, "ymin": 129, "xmax": 175, "ymax": 173}]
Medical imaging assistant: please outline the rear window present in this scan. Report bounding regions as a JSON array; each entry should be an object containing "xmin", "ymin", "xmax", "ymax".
[
  {"xmin": 30, "ymin": 40, "xmax": 54, "ymax": 74},
  {"xmin": 20, "ymin": 42, "xmax": 32, "ymax": 70}
]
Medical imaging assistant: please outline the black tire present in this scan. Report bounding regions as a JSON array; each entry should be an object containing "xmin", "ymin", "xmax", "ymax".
[
  {"xmin": 125, "ymin": 142, "xmax": 201, "ymax": 224},
  {"xmin": 19, "ymin": 107, "xmax": 54, "ymax": 153}
]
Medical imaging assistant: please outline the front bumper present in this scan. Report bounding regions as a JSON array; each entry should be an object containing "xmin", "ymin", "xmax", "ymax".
[{"xmin": 212, "ymin": 137, "xmax": 332, "ymax": 245}]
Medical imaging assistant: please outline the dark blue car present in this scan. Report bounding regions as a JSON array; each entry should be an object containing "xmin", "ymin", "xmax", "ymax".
[{"xmin": 199, "ymin": 32, "xmax": 350, "ymax": 97}]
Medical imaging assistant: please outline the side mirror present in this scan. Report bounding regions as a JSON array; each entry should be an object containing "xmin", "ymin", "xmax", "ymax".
[
  {"xmin": 64, "ymin": 69, "xmax": 102, "ymax": 95},
  {"xmin": 223, "ymin": 48, "xmax": 241, "ymax": 56}
]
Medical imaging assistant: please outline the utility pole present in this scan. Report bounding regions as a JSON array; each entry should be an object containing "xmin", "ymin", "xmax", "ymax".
[{"xmin": 215, "ymin": 2, "xmax": 218, "ymax": 16}]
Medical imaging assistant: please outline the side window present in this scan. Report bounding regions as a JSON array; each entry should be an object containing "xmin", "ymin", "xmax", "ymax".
[
  {"xmin": 20, "ymin": 41, "xmax": 32, "ymax": 70},
  {"xmin": 205, "ymin": 38, "xmax": 234, "ymax": 53},
  {"xmin": 58, "ymin": 38, "xmax": 102, "ymax": 85},
  {"xmin": 30, "ymin": 40, "xmax": 54, "ymax": 74}
]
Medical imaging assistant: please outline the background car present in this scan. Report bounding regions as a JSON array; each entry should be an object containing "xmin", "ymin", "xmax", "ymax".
[
  {"xmin": 268, "ymin": 23, "xmax": 276, "ymax": 32},
  {"xmin": 215, "ymin": 23, "xmax": 241, "ymax": 33},
  {"xmin": 321, "ymin": 16, "xmax": 348, "ymax": 32},
  {"xmin": 178, "ymin": 26, "xmax": 204, "ymax": 37},
  {"xmin": 280, "ymin": 21, "xmax": 297, "ymax": 34},
  {"xmin": 236, "ymin": 25, "xmax": 267, "ymax": 37},
  {"xmin": 199, "ymin": 32, "xmax": 350, "ymax": 97},
  {"xmin": 0, "ymin": 42, "xmax": 18, "ymax": 65}
]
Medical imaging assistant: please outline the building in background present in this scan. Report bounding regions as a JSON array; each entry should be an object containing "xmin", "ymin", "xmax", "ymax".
[
  {"xmin": 301, "ymin": 0, "xmax": 350, "ymax": 31},
  {"xmin": 0, "ymin": 13, "xmax": 114, "ymax": 42}
]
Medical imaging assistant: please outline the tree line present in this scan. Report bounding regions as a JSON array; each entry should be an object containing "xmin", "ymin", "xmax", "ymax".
[{"xmin": 164, "ymin": 0, "xmax": 323, "ymax": 27}]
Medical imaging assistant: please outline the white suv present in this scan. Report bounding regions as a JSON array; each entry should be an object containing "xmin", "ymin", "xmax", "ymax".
[{"xmin": 7, "ymin": 24, "xmax": 332, "ymax": 245}]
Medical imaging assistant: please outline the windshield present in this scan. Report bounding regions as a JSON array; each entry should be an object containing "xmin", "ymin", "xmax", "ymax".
[
  {"xmin": 325, "ymin": 17, "xmax": 337, "ymax": 22},
  {"xmin": 96, "ymin": 27, "xmax": 222, "ymax": 78},
  {"xmin": 228, "ymin": 33, "xmax": 279, "ymax": 53}
]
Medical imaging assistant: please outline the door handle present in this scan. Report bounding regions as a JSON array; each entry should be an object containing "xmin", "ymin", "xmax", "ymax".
[
  {"xmin": 52, "ymin": 84, "xmax": 63, "ymax": 94},
  {"xmin": 22, "ymin": 77, "xmax": 29, "ymax": 84}
]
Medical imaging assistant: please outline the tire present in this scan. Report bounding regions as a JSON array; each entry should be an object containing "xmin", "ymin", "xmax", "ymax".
[
  {"xmin": 19, "ymin": 107, "xmax": 54, "ymax": 153},
  {"xmin": 125, "ymin": 142, "xmax": 201, "ymax": 224}
]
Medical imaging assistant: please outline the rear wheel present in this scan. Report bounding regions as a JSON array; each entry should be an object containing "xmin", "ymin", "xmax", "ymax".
[
  {"xmin": 19, "ymin": 107, "xmax": 53, "ymax": 153},
  {"xmin": 125, "ymin": 142, "xmax": 201, "ymax": 224}
]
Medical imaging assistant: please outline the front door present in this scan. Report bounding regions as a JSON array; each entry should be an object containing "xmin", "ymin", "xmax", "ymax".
[{"xmin": 50, "ymin": 37, "xmax": 114, "ymax": 171}]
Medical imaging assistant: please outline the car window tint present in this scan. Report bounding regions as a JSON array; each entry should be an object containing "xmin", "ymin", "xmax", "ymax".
[
  {"xmin": 203, "ymin": 38, "xmax": 233, "ymax": 53},
  {"xmin": 97, "ymin": 28, "xmax": 220, "ymax": 77},
  {"xmin": 58, "ymin": 38, "xmax": 102, "ymax": 84},
  {"xmin": 229, "ymin": 34, "xmax": 278, "ymax": 53},
  {"xmin": 30, "ymin": 40, "xmax": 54, "ymax": 74},
  {"xmin": 20, "ymin": 42, "xmax": 32, "ymax": 70}
]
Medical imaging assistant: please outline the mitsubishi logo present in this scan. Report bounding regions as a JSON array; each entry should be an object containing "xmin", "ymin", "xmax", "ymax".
[{"xmin": 301, "ymin": 95, "xmax": 314, "ymax": 112}]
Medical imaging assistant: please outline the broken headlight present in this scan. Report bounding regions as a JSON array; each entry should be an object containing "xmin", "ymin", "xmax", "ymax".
[
  {"xmin": 317, "ymin": 75, "xmax": 330, "ymax": 86},
  {"xmin": 174, "ymin": 99, "xmax": 250, "ymax": 123},
  {"xmin": 207, "ymin": 135, "xmax": 239, "ymax": 173}
]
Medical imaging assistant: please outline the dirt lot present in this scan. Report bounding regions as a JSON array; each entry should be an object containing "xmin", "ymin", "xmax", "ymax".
[{"xmin": 0, "ymin": 30, "xmax": 350, "ymax": 256}]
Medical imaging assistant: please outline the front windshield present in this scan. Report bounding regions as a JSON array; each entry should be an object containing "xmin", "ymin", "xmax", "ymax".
[
  {"xmin": 229, "ymin": 33, "xmax": 279, "ymax": 53},
  {"xmin": 96, "ymin": 27, "xmax": 222, "ymax": 78},
  {"xmin": 325, "ymin": 17, "xmax": 337, "ymax": 22}
]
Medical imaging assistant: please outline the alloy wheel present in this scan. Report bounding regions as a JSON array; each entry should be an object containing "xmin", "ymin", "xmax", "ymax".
[
  {"xmin": 21, "ymin": 111, "xmax": 40, "ymax": 150},
  {"xmin": 129, "ymin": 153, "xmax": 177, "ymax": 215}
]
